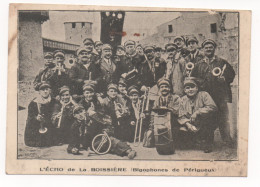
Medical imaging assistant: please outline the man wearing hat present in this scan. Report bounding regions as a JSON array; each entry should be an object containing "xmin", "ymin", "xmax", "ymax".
[
  {"xmin": 140, "ymin": 46, "xmax": 167, "ymax": 88},
  {"xmin": 82, "ymin": 38, "xmax": 100, "ymax": 61},
  {"xmin": 67, "ymin": 105, "xmax": 137, "ymax": 159},
  {"xmin": 52, "ymin": 86, "xmax": 77, "ymax": 145},
  {"xmin": 165, "ymin": 43, "xmax": 186, "ymax": 96},
  {"xmin": 94, "ymin": 41, "xmax": 103, "ymax": 59},
  {"xmin": 136, "ymin": 44, "xmax": 144, "ymax": 56},
  {"xmin": 117, "ymin": 78, "xmax": 130, "ymax": 103},
  {"xmin": 34, "ymin": 52, "xmax": 56, "ymax": 92},
  {"xmin": 178, "ymin": 77, "xmax": 217, "ymax": 153},
  {"xmin": 174, "ymin": 36, "xmax": 189, "ymax": 59},
  {"xmin": 154, "ymin": 46, "xmax": 163, "ymax": 59},
  {"xmin": 24, "ymin": 82, "xmax": 56, "ymax": 147},
  {"xmin": 69, "ymin": 47, "xmax": 101, "ymax": 95},
  {"xmin": 185, "ymin": 36, "xmax": 204, "ymax": 65},
  {"xmin": 98, "ymin": 44, "xmax": 118, "ymax": 93},
  {"xmin": 191, "ymin": 39, "xmax": 236, "ymax": 145}
]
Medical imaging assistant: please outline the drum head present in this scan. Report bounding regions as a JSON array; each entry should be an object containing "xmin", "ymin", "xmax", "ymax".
[{"xmin": 92, "ymin": 134, "xmax": 112, "ymax": 155}]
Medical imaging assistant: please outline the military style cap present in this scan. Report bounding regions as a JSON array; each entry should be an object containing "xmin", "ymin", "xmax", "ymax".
[
  {"xmin": 186, "ymin": 36, "xmax": 199, "ymax": 45},
  {"xmin": 53, "ymin": 50, "xmax": 65, "ymax": 58},
  {"xmin": 124, "ymin": 40, "xmax": 136, "ymax": 47},
  {"xmin": 59, "ymin": 86, "xmax": 70, "ymax": 95},
  {"xmin": 154, "ymin": 46, "xmax": 162, "ymax": 52},
  {"xmin": 157, "ymin": 78, "xmax": 171, "ymax": 88},
  {"xmin": 144, "ymin": 46, "xmax": 155, "ymax": 53},
  {"xmin": 102, "ymin": 44, "xmax": 112, "ymax": 51},
  {"xmin": 174, "ymin": 36, "xmax": 185, "ymax": 42},
  {"xmin": 73, "ymin": 105, "xmax": 85, "ymax": 115},
  {"xmin": 76, "ymin": 47, "xmax": 88, "ymax": 56},
  {"xmin": 83, "ymin": 80, "xmax": 97, "ymax": 92},
  {"xmin": 117, "ymin": 45, "xmax": 125, "ymax": 51},
  {"xmin": 136, "ymin": 44, "xmax": 143, "ymax": 48},
  {"xmin": 201, "ymin": 39, "xmax": 217, "ymax": 48},
  {"xmin": 107, "ymin": 83, "xmax": 118, "ymax": 91},
  {"xmin": 128, "ymin": 85, "xmax": 139, "ymax": 95},
  {"xmin": 95, "ymin": 41, "xmax": 103, "ymax": 47},
  {"xmin": 118, "ymin": 78, "xmax": 127, "ymax": 87},
  {"xmin": 39, "ymin": 81, "xmax": 51, "ymax": 90},
  {"xmin": 184, "ymin": 77, "xmax": 198, "ymax": 87},
  {"xmin": 165, "ymin": 43, "xmax": 178, "ymax": 51},
  {"xmin": 44, "ymin": 52, "xmax": 53, "ymax": 58},
  {"xmin": 83, "ymin": 38, "xmax": 94, "ymax": 45}
]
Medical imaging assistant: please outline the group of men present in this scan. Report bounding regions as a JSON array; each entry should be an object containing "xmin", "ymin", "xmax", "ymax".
[{"xmin": 24, "ymin": 35, "xmax": 235, "ymax": 158}]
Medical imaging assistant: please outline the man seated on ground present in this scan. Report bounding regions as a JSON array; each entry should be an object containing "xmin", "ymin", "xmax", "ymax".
[
  {"xmin": 178, "ymin": 77, "xmax": 217, "ymax": 153},
  {"xmin": 52, "ymin": 86, "xmax": 77, "ymax": 145},
  {"xmin": 67, "ymin": 105, "xmax": 137, "ymax": 159}
]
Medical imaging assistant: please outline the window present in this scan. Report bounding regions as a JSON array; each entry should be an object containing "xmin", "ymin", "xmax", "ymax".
[
  {"xmin": 168, "ymin": 25, "xmax": 173, "ymax": 33},
  {"xmin": 82, "ymin": 22, "xmax": 85, "ymax": 28},
  {"xmin": 72, "ymin": 23, "xmax": 76, "ymax": 28},
  {"xmin": 210, "ymin": 23, "xmax": 217, "ymax": 33}
]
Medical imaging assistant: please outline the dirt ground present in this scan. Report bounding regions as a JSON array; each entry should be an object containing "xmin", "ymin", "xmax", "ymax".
[{"xmin": 17, "ymin": 82, "xmax": 238, "ymax": 160}]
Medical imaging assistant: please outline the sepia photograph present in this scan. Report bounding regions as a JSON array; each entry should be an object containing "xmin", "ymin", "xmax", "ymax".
[{"xmin": 6, "ymin": 4, "xmax": 251, "ymax": 176}]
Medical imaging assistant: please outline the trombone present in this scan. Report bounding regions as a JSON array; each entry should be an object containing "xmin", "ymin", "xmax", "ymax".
[{"xmin": 133, "ymin": 88, "xmax": 149, "ymax": 147}]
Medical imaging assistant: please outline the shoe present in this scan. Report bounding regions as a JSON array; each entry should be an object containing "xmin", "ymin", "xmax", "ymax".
[
  {"xmin": 203, "ymin": 145, "xmax": 213, "ymax": 153},
  {"xmin": 127, "ymin": 150, "xmax": 137, "ymax": 159}
]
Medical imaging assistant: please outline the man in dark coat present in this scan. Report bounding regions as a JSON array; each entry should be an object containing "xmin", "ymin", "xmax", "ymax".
[
  {"xmin": 191, "ymin": 39, "xmax": 236, "ymax": 144},
  {"xmin": 24, "ymin": 82, "xmax": 56, "ymax": 147},
  {"xmin": 69, "ymin": 47, "xmax": 101, "ymax": 95}
]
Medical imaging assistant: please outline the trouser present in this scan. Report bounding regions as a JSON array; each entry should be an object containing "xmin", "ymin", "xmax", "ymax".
[
  {"xmin": 109, "ymin": 137, "xmax": 132, "ymax": 156},
  {"xmin": 216, "ymin": 102, "xmax": 232, "ymax": 142}
]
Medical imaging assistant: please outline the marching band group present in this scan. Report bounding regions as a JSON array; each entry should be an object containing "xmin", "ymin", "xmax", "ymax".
[{"xmin": 24, "ymin": 35, "xmax": 235, "ymax": 159}]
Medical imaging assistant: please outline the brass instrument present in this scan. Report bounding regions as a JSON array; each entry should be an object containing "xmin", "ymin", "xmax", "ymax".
[
  {"xmin": 57, "ymin": 105, "xmax": 64, "ymax": 129},
  {"xmin": 212, "ymin": 64, "xmax": 226, "ymax": 77},
  {"xmin": 37, "ymin": 102, "xmax": 48, "ymax": 134},
  {"xmin": 134, "ymin": 89, "xmax": 149, "ymax": 147},
  {"xmin": 186, "ymin": 62, "xmax": 194, "ymax": 77}
]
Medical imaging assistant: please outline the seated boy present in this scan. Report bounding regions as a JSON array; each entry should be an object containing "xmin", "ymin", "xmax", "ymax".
[
  {"xmin": 178, "ymin": 77, "xmax": 217, "ymax": 153},
  {"xmin": 67, "ymin": 105, "xmax": 137, "ymax": 159}
]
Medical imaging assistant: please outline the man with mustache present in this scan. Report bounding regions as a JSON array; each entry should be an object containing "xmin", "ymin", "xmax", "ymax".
[
  {"xmin": 178, "ymin": 77, "xmax": 217, "ymax": 153},
  {"xmin": 140, "ymin": 46, "xmax": 166, "ymax": 88},
  {"xmin": 165, "ymin": 43, "xmax": 186, "ymax": 96},
  {"xmin": 69, "ymin": 47, "xmax": 101, "ymax": 95},
  {"xmin": 191, "ymin": 39, "xmax": 236, "ymax": 146}
]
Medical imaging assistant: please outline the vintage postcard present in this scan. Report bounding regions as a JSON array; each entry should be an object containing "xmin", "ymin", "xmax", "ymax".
[{"xmin": 6, "ymin": 4, "xmax": 251, "ymax": 176}]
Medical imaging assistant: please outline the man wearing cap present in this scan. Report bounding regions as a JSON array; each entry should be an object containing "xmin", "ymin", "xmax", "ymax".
[
  {"xmin": 191, "ymin": 39, "xmax": 235, "ymax": 145},
  {"xmin": 154, "ymin": 46, "xmax": 163, "ymax": 60},
  {"xmin": 33, "ymin": 52, "xmax": 56, "ymax": 92},
  {"xmin": 67, "ymin": 105, "xmax": 137, "ymax": 159},
  {"xmin": 98, "ymin": 44, "xmax": 118, "ymax": 93},
  {"xmin": 94, "ymin": 41, "xmax": 103, "ymax": 59},
  {"xmin": 117, "ymin": 78, "xmax": 131, "ymax": 103},
  {"xmin": 178, "ymin": 77, "xmax": 217, "ymax": 153},
  {"xmin": 174, "ymin": 36, "xmax": 189, "ymax": 59},
  {"xmin": 52, "ymin": 86, "xmax": 77, "ymax": 145},
  {"xmin": 69, "ymin": 47, "xmax": 101, "ymax": 95},
  {"xmin": 24, "ymin": 82, "xmax": 56, "ymax": 147},
  {"xmin": 136, "ymin": 44, "xmax": 144, "ymax": 56},
  {"xmin": 165, "ymin": 43, "xmax": 186, "ymax": 96},
  {"xmin": 185, "ymin": 36, "xmax": 204, "ymax": 65},
  {"xmin": 140, "ymin": 46, "xmax": 167, "ymax": 88}
]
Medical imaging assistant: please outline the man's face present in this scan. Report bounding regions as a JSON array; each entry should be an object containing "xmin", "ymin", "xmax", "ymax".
[
  {"xmin": 95, "ymin": 45, "xmax": 103, "ymax": 54},
  {"xmin": 166, "ymin": 48, "xmax": 176, "ymax": 58},
  {"xmin": 174, "ymin": 38, "xmax": 184, "ymax": 49},
  {"xmin": 102, "ymin": 49, "xmax": 112, "ymax": 59},
  {"xmin": 118, "ymin": 84, "xmax": 126, "ymax": 94},
  {"xmin": 39, "ymin": 87, "xmax": 51, "ymax": 98},
  {"xmin": 107, "ymin": 89, "xmax": 118, "ymax": 99},
  {"xmin": 136, "ymin": 46, "xmax": 144, "ymax": 55},
  {"xmin": 83, "ymin": 90, "xmax": 95, "ymax": 102},
  {"xmin": 55, "ymin": 56, "xmax": 65, "ymax": 64},
  {"xmin": 184, "ymin": 84, "xmax": 198, "ymax": 98},
  {"xmin": 84, "ymin": 43, "xmax": 94, "ymax": 52},
  {"xmin": 125, "ymin": 45, "xmax": 135, "ymax": 55},
  {"xmin": 130, "ymin": 93, "xmax": 139, "ymax": 104},
  {"xmin": 78, "ymin": 51, "xmax": 90, "ymax": 64},
  {"xmin": 203, "ymin": 43, "xmax": 215, "ymax": 57},
  {"xmin": 155, "ymin": 51, "xmax": 161, "ymax": 58},
  {"xmin": 44, "ymin": 57, "xmax": 54, "ymax": 66},
  {"xmin": 159, "ymin": 84, "xmax": 170, "ymax": 96},
  {"xmin": 145, "ymin": 50, "xmax": 155, "ymax": 60},
  {"xmin": 74, "ymin": 109, "xmax": 86, "ymax": 121},
  {"xmin": 60, "ymin": 91, "xmax": 70, "ymax": 103},
  {"xmin": 116, "ymin": 48, "xmax": 125, "ymax": 56},
  {"xmin": 188, "ymin": 41, "xmax": 198, "ymax": 53}
]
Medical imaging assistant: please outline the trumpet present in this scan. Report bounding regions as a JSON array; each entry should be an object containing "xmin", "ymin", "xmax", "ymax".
[
  {"xmin": 37, "ymin": 103, "xmax": 48, "ymax": 134},
  {"xmin": 212, "ymin": 64, "xmax": 226, "ymax": 77},
  {"xmin": 186, "ymin": 62, "xmax": 194, "ymax": 77}
]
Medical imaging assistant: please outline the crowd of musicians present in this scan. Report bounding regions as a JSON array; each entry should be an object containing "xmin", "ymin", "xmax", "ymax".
[{"xmin": 24, "ymin": 35, "xmax": 235, "ymax": 158}]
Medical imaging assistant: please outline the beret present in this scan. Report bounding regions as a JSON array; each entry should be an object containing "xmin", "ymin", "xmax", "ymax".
[
  {"xmin": 94, "ymin": 41, "xmax": 103, "ymax": 47},
  {"xmin": 73, "ymin": 105, "xmax": 85, "ymax": 115},
  {"xmin": 118, "ymin": 78, "xmax": 127, "ymax": 87},
  {"xmin": 107, "ymin": 83, "xmax": 118, "ymax": 91},
  {"xmin": 39, "ymin": 81, "xmax": 51, "ymax": 90},
  {"xmin": 174, "ymin": 36, "xmax": 185, "ymax": 42},
  {"xmin": 59, "ymin": 86, "xmax": 70, "ymax": 95},
  {"xmin": 76, "ymin": 47, "xmax": 88, "ymax": 56},
  {"xmin": 165, "ymin": 43, "xmax": 178, "ymax": 51},
  {"xmin": 186, "ymin": 36, "xmax": 199, "ymax": 45},
  {"xmin": 184, "ymin": 77, "xmax": 198, "ymax": 87},
  {"xmin": 144, "ymin": 46, "xmax": 155, "ymax": 53},
  {"xmin": 116, "ymin": 45, "xmax": 125, "ymax": 50},
  {"xmin": 53, "ymin": 50, "xmax": 65, "ymax": 58},
  {"xmin": 83, "ymin": 38, "xmax": 94, "ymax": 45},
  {"xmin": 44, "ymin": 52, "xmax": 53, "ymax": 58}
]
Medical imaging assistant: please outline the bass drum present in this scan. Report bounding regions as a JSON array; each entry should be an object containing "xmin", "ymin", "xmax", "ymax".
[{"xmin": 152, "ymin": 108, "xmax": 175, "ymax": 155}]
